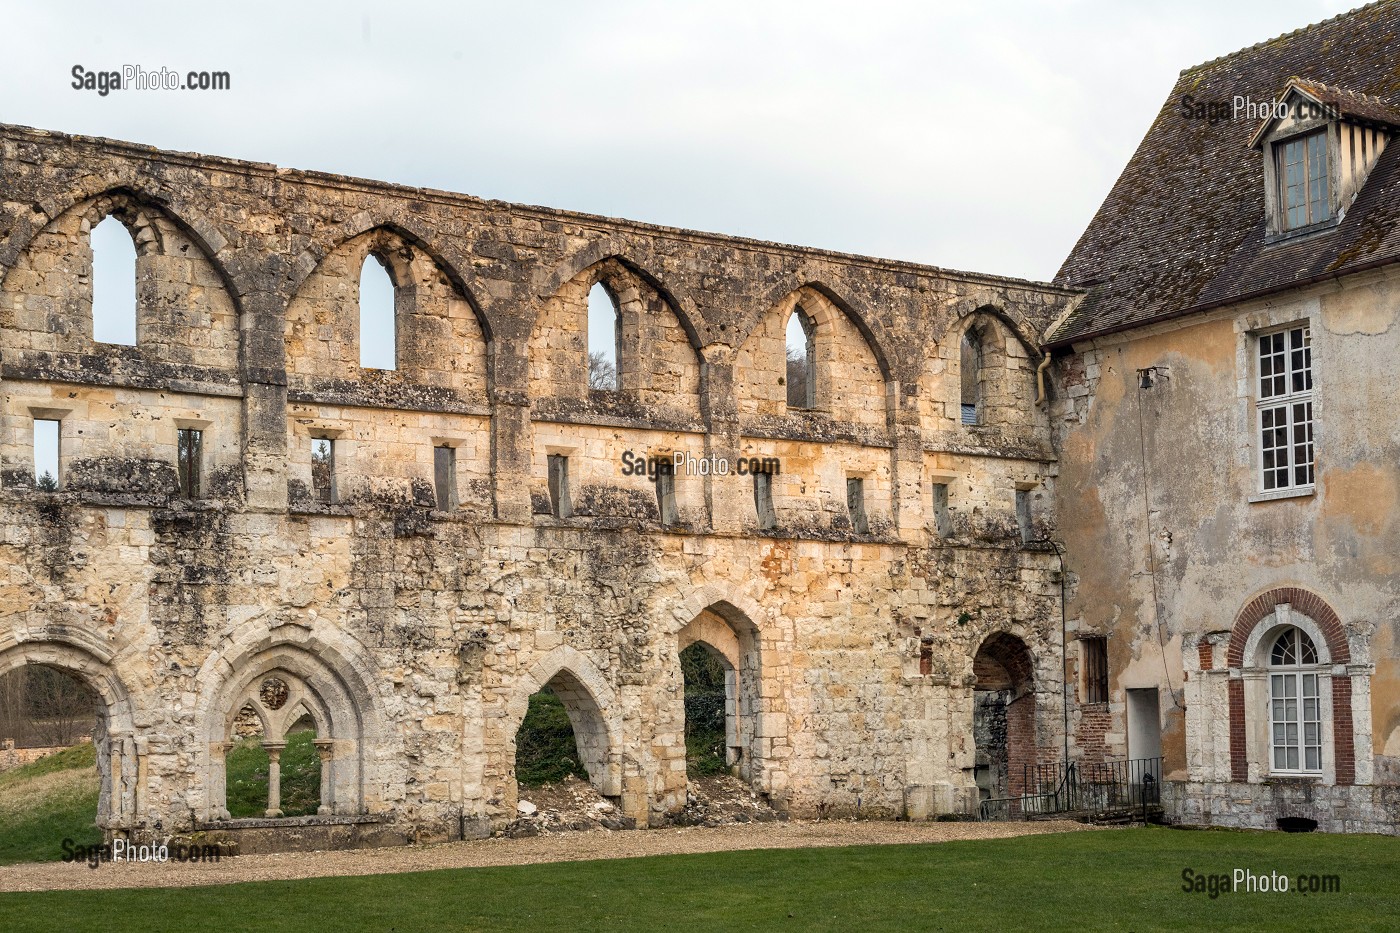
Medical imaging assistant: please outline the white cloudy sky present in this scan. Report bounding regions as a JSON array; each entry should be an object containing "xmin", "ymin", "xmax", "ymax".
[{"xmin": 0, "ymin": 0, "xmax": 1357, "ymax": 283}]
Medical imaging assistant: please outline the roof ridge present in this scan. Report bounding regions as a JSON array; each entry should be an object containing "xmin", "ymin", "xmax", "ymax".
[
  {"xmin": 1290, "ymin": 76, "xmax": 1392, "ymax": 103},
  {"xmin": 1178, "ymin": 0, "xmax": 1394, "ymax": 76}
]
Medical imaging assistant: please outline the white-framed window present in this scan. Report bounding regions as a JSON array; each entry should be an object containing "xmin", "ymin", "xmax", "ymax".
[
  {"xmin": 1268, "ymin": 626, "xmax": 1322, "ymax": 774},
  {"xmin": 1256, "ymin": 324, "xmax": 1314, "ymax": 492}
]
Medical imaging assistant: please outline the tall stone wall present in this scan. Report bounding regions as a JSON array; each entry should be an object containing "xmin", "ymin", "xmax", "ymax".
[{"xmin": 0, "ymin": 123, "xmax": 1076, "ymax": 847}]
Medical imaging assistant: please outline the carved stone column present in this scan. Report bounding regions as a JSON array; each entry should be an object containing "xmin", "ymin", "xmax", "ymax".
[
  {"xmin": 315, "ymin": 739, "xmax": 334, "ymax": 815},
  {"xmin": 263, "ymin": 742, "xmax": 286, "ymax": 818}
]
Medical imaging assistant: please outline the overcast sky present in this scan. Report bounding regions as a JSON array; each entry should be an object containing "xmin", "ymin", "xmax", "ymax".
[{"xmin": 0, "ymin": 0, "xmax": 1357, "ymax": 283}]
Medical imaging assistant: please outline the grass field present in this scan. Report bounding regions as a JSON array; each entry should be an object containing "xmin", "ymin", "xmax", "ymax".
[
  {"xmin": 0, "ymin": 743, "xmax": 101, "ymax": 865},
  {"xmin": 0, "ymin": 733, "xmax": 325, "ymax": 863},
  {"xmin": 3, "ymin": 826, "xmax": 1398, "ymax": 931}
]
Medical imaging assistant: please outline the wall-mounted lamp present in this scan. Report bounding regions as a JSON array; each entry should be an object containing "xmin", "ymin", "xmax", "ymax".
[{"xmin": 1137, "ymin": 366, "xmax": 1169, "ymax": 389}]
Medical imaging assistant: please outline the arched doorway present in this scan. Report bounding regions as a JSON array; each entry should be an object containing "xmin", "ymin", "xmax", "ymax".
[
  {"xmin": 0, "ymin": 642, "xmax": 136, "ymax": 842},
  {"xmin": 676, "ymin": 606, "xmax": 761, "ymax": 786},
  {"xmin": 503, "ymin": 647, "xmax": 626, "ymax": 820},
  {"xmin": 513, "ymin": 669, "xmax": 620, "ymax": 801},
  {"xmin": 972, "ymin": 632, "xmax": 1036, "ymax": 802}
]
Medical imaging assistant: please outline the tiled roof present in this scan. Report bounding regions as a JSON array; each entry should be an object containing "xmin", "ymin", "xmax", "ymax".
[
  {"xmin": 1049, "ymin": 0, "xmax": 1400, "ymax": 347},
  {"xmin": 1289, "ymin": 79, "xmax": 1400, "ymax": 130}
]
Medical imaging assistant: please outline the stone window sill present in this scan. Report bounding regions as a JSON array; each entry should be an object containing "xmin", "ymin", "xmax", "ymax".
[{"xmin": 1248, "ymin": 486, "xmax": 1314, "ymax": 504}]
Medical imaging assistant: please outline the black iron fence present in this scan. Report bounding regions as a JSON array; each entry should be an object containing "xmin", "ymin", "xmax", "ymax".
[{"xmin": 979, "ymin": 756, "xmax": 1162, "ymax": 821}]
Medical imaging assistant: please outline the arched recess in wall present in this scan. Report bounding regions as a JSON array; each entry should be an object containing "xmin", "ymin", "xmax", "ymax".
[
  {"xmin": 971, "ymin": 631, "xmax": 1038, "ymax": 808},
  {"xmin": 930, "ymin": 307, "xmax": 1040, "ymax": 432},
  {"xmin": 0, "ymin": 188, "xmax": 242, "ymax": 369},
  {"xmin": 196, "ymin": 638, "xmax": 383, "ymax": 821},
  {"xmin": 676, "ymin": 604, "xmax": 764, "ymax": 786},
  {"xmin": 530, "ymin": 256, "xmax": 703, "ymax": 416},
  {"xmin": 0, "ymin": 639, "xmax": 137, "ymax": 832},
  {"xmin": 735, "ymin": 283, "xmax": 889, "ymax": 429},
  {"xmin": 285, "ymin": 225, "xmax": 489, "ymax": 395}
]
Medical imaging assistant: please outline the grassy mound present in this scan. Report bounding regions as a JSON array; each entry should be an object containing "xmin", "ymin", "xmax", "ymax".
[{"xmin": 0, "ymin": 742, "xmax": 100, "ymax": 865}]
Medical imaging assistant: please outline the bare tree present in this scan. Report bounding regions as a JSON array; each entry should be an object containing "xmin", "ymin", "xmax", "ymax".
[
  {"xmin": 0, "ymin": 668, "xmax": 29, "ymax": 746},
  {"xmin": 588, "ymin": 351, "xmax": 618, "ymax": 391},
  {"xmin": 25, "ymin": 666, "xmax": 97, "ymax": 747},
  {"xmin": 786, "ymin": 345, "xmax": 812, "ymax": 408}
]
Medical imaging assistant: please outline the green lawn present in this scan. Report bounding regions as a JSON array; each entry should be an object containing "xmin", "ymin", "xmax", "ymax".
[
  {"xmin": 0, "ymin": 743, "xmax": 101, "ymax": 865},
  {"xmin": 3, "ymin": 826, "xmax": 1398, "ymax": 931}
]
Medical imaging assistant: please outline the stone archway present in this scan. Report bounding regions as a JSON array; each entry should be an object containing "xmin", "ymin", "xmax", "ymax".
[
  {"xmin": 972, "ymin": 632, "xmax": 1036, "ymax": 802},
  {"xmin": 677, "ymin": 608, "xmax": 757, "ymax": 782},
  {"xmin": 196, "ymin": 635, "xmax": 382, "ymax": 822},
  {"xmin": 0, "ymin": 641, "xmax": 136, "ymax": 832},
  {"xmin": 503, "ymin": 646, "xmax": 629, "ymax": 821}
]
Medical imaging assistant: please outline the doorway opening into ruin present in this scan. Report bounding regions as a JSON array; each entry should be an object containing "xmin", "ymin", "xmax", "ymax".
[
  {"xmin": 513, "ymin": 671, "xmax": 619, "ymax": 801},
  {"xmin": 677, "ymin": 606, "xmax": 761, "ymax": 786},
  {"xmin": 0, "ymin": 663, "xmax": 104, "ymax": 859},
  {"xmin": 972, "ymin": 632, "xmax": 1036, "ymax": 802},
  {"xmin": 680, "ymin": 642, "xmax": 731, "ymax": 777}
]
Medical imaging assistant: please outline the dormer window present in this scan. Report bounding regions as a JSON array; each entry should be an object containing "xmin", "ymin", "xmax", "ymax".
[
  {"xmin": 1251, "ymin": 79, "xmax": 1399, "ymax": 240},
  {"xmin": 1278, "ymin": 130, "xmax": 1331, "ymax": 230}
]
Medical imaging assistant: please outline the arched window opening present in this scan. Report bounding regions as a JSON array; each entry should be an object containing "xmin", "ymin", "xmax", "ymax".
[
  {"xmin": 224, "ymin": 685, "xmax": 324, "ymax": 819},
  {"xmin": 0, "ymin": 664, "xmax": 101, "ymax": 861},
  {"xmin": 785, "ymin": 307, "xmax": 815, "ymax": 409},
  {"xmin": 224, "ymin": 702, "xmax": 270, "ymax": 818},
  {"xmin": 1268, "ymin": 627, "xmax": 1322, "ymax": 774},
  {"xmin": 91, "ymin": 217, "xmax": 138, "ymax": 346},
  {"xmin": 960, "ymin": 327, "xmax": 983, "ymax": 425},
  {"xmin": 587, "ymin": 282, "xmax": 620, "ymax": 391},
  {"xmin": 681, "ymin": 642, "xmax": 733, "ymax": 776},
  {"xmin": 359, "ymin": 254, "xmax": 397, "ymax": 370}
]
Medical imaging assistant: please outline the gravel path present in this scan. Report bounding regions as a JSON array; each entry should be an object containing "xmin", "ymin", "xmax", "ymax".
[{"xmin": 0, "ymin": 819, "xmax": 1106, "ymax": 893}]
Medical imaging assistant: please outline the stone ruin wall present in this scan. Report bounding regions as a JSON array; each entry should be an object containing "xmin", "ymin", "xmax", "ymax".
[{"xmin": 0, "ymin": 123, "xmax": 1077, "ymax": 846}]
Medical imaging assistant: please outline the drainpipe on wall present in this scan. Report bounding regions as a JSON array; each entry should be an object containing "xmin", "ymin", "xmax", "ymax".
[
  {"xmin": 1034, "ymin": 351, "xmax": 1053, "ymax": 407},
  {"xmin": 1034, "ymin": 537, "xmax": 1070, "ymax": 771}
]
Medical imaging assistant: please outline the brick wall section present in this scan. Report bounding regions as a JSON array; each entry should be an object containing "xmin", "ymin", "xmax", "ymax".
[
  {"xmin": 1334, "ymin": 678, "xmax": 1356, "ymax": 785},
  {"xmin": 1198, "ymin": 642, "xmax": 1214, "ymax": 670},
  {"xmin": 1226, "ymin": 587, "xmax": 1352, "ymax": 786},
  {"xmin": 1005, "ymin": 694, "xmax": 1036, "ymax": 798},
  {"xmin": 1229, "ymin": 679, "xmax": 1248, "ymax": 782},
  {"xmin": 1074, "ymin": 704, "xmax": 1112, "ymax": 766}
]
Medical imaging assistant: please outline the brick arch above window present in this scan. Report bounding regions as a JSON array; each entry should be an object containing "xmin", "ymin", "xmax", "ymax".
[
  {"xmin": 1223, "ymin": 587, "xmax": 1353, "ymax": 785},
  {"xmin": 1226, "ymin": 586, "xmax": 1349, "ymax": 669}
]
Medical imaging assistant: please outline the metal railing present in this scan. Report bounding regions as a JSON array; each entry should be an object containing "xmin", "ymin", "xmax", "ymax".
[{"xmin": 979, "ymin": 756, "xmax": 1162, "ymax": 821}]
